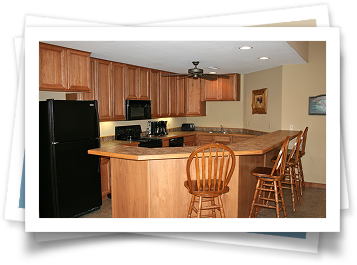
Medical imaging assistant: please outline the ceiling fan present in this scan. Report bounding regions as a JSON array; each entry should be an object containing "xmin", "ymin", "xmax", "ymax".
[{"xmin": 161, "ymin": 61, "xmax": 230, "ymax": 80}]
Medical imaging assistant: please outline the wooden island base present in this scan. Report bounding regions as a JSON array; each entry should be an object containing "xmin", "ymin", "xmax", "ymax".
[
  {"xmin": 110, "ymin": 147, "xmax": 279, "ymax": 218},
  {"xmin": 88, "ymin": 130, "xmax": 299, "ymax": 218}
]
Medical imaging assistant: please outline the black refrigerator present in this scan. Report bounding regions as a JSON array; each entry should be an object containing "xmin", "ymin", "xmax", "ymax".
[{"xmin": 39, "ymin": 99, "xmax": 102, "ymax": 218}]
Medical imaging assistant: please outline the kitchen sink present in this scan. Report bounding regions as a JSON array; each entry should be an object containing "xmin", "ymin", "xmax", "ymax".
[{"xmin": 208, "ymin": 131, "xmax": 227, "ymax": 134}]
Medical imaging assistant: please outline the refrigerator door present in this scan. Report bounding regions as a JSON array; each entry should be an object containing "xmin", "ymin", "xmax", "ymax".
[
  {"xmin": 52, "ymin": 139, "xmax": 102, "ymax": 218},
  {"xmin": 50, "ymin": 100, "xmax": 99, "ymax": 142}
]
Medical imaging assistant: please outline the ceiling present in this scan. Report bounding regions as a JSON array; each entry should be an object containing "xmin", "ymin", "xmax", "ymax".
[{"xmin": 44, "ymin": 41, "xmax": 307, "ymax": 75}]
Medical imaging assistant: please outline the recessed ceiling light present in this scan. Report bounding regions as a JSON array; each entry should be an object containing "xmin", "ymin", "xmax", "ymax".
[
  {"xmin": 208, "ymin": 66, "xmax": 219, "ymax": 70},
  {"xmin": 259, "ymin": 57, "xmax": 270, "ymax": 60},
  {"xmin": 239, "ymin": 46, "xmax": 253, "ymax": 50},
  {"xmin": 209, "ymin": 72, "xmax": 217, "ymax": 74}
]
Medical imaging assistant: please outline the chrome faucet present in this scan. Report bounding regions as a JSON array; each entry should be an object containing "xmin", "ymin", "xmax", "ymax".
[{"xmin": 220, "ymin": 125, "xmax": 225, "ymax": 134}]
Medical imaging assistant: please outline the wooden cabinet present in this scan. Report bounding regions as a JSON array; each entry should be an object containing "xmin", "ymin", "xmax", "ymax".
[
  {"xmin": 112, "ymin": 62, "xmax": 126, "ymax": 120},
  {"xmin": 197, "ymin": 135, "xmax": 214, "ymax": 146},
  {"xmin": 169, "ymin": 76, "xmax": 186, "ymax": 117},
  {"xmin": 150, "ymin": 70, "xmax": 160, "ymax": 118},
  {"xmin": 183, "ymin": 135, "xmax": 196, "ymax": 146},
  {"xmin": 186, "ymin": 78, "xmax": 206, "ymax": 116},
  {"xmin": 100, "ymin": 157, "xmax": 111, "ymax": 200},
  {"xmin": 204, "ymin": 74, "xmax": 240, "ymax": 101},
  {"xmin": 162, "ymin": 139, "xmax": 170, "ymax": 147},
  {"xmin": 39, "ymin": 43, "xmax": 91, "ymax": 92},
  {"xmin": 214, "ymin": 135, "xmax": 231, "ymax": 144},
  {"xmin": 125, "ymin": 65, "xmax": 150, "ymax": 100},
  {"xmin": 159, "ymin": 72, "xmax": 170, "ymax": 117},
  {"xmin": 95, "ymin": 59, "xmax": 112, "ymax": 121}
]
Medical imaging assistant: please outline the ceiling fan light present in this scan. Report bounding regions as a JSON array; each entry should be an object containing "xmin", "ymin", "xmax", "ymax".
[{"xmin": 239, "ymin": 46, "xmax": 253, "ymax": 50}]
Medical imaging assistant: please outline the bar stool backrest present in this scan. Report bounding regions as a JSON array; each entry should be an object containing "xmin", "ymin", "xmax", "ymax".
[
  {"xmin": 287, "ymin": 131, "xmax": 303, "ymax": 164},
  {"xmin": 270, "ymin": 137, "xmax": 290, "ymax": 177},
  {"xmin": 300, "ymin": 127, "xmax": 308, "ymax": 156},
  {"xmin": 186, "ymin": 143, "xmax": 236, "ymax": 192}
]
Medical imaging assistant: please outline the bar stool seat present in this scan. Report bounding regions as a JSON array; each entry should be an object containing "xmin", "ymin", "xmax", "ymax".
[
  {"xmin": 249, "ymin": 137, "xmax": 290, "ymax": 218},
  {"xmin": 185, "ymin": 143, "xmax": 236, "ymax": 218}
]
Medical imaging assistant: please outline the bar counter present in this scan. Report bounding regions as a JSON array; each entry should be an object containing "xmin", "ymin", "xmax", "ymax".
[{"xmin": 88, "ymin": 130, "xmax": 299, "ymax": 218}]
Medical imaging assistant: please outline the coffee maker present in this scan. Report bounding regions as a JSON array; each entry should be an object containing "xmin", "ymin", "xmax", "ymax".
[{"xmin": 150, "ymin": 120, "xmax": 168, "ymax": 136}]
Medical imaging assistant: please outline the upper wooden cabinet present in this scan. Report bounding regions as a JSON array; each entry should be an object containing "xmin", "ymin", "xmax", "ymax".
[
  {"xmin": 149, "ymin": 70, "xmax": 160, "ymax": 118},
  {"xmin": 39, "ymin": 43, "xmax": 91, "ymax": 92},
  {"xmin": 186, "ymin": 78, "xmax": 206, "ymax": 116},
  {"xmin": 204, "ymin": 74, "xmax": 240, "ymax": 101},
  {"xmin": 125, "ymin": 65, "xmax": 150, "ymax": 100}
]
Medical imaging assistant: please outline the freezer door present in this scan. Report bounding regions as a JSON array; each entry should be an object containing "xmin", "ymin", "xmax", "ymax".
[
  {"xmin": 50, "ymin": 100, "xmax": 99, "ymax": 142},
  {"xmin": 52, "ymin": 139, "xmax": 101, "ymax": 218}
]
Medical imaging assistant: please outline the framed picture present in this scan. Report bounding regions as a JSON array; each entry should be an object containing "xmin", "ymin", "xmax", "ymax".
[
  {"xmin": 252, "ymin": 88, "xmax": 267, "ymax": 114},
  {"xmin": 309, "ymin": 94, "xmax": 326, "ymax": 115}
]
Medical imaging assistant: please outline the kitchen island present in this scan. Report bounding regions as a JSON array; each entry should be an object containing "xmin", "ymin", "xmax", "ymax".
[{"xmin": 88, "ymin": 130, "xmax": 299, "ymax": 218}]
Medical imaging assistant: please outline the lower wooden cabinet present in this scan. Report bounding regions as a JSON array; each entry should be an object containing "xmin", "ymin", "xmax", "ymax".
[
  {"xmin": 183, "ymin": 135, "xmax": 196, "ymax": 146},
  {"xmin": 100, "ymin": 157, "xmax": 111, "ymax": 200}
]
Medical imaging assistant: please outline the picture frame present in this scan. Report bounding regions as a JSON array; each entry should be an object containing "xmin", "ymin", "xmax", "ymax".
[
  {"xmin": 309, "ymin": 94, "xmax": 326, "ymax": 115},
  {"xmin": 252, "ymin": 88, "xmax": 267, "ymax": 114}
]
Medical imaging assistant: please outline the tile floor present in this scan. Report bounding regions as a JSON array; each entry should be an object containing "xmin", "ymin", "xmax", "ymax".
[{"xmin": 80, "ymin": 186, "xmax": 325, "ymax": 218}]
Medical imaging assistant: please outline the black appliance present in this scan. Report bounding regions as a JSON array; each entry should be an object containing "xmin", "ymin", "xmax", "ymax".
[
  {"xmin": 115, "ymin": 125, "xmax": 163, "ymax": 148},
  {"xmin": 150, "ymin": 120, "xmax": 168, "ymax": 136},
  {"xmin": 181, "ymin": 123, "xmax": 195, "ymax": 131},
  {"xmin": 169, "ymin": 137, "xmax": 184, "ymax": 147},
  {"xmin": 115, "ymin": 125, "xmax": 142, "ymax": 141},
  {"xmin": 39, "ymin": 99, "xmax": 102, "ymax": 218},
  {"xmin": 125, "ymin": 100, "xmax": 151, "ymax": 121}
]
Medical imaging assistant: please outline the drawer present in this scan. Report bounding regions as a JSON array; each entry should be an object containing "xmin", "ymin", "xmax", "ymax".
[
  {"xmin": 184, "ymin": 135, "xmax": 196, "ymax": 143},
  {"xmin": 197, "ymin": 135, "xmax": 214, "ymax": 141},
  {"xmin": 214, "ymin": 135, "xmax": 231, "ymax": 143}
]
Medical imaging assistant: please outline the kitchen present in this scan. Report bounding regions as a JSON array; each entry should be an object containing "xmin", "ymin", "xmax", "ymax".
[{"xmin": 38, "ymin": 38, "xmax": 327, "ymax": 220}]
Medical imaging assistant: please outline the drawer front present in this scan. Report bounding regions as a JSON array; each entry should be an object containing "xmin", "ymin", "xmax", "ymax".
[
  {"xmin": 197, "ymin": 135, "xmax": 214, "ymax": 141},
  {"xmin": 214, "ymin": 135, "xmax": 231, "ymax": 143}
]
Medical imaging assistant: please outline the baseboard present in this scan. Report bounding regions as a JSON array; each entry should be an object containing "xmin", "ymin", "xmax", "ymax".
[{"xmin": 304, "ymin": 182, "xmax": 326, "ymax": 189}]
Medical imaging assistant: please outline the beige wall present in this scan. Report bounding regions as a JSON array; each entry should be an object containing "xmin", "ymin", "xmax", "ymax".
[
  {"xmin": 243, "ymin": 66, "xmax": 283, "ymax": 133},
  {"xmin": 281, "ymin": 41, "xmax": 326, "ymax": 184},
  {"xmin": 242, "ymin": 41, "xmax": 326, "ymax": 184}
]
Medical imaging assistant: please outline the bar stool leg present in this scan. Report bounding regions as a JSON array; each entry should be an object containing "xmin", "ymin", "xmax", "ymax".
[
  {"xmin": 278, "ymin": 180, "xmax": 287, "ymax": 218},
  {"xmin": 217, "ymin": 195, "xmax": 225, "ymax": 218},
  {"xmin": 273, "ymin": 181, "xmax": 280, "ymax": 218},
  {"xmin": 249, "ymin": 179, "xmax": 261, "ymax": 218},
  {"xmin": 288, "ymin": 167, "xmax": 297, "ymax": 212},
  {"xmin": 293, "ymin": 167, "xmax": 301, "ymax": 205},
  {"xmin": 197, "ymin": 196, "xmax": 203, "ymax": 218},
  {"xmin": 299, "ymin": 158, "xmax": 305, "ymax": 192},
  {"xmin": 210, "ymin": 197, "xmax": 216, "ymax": 218},
  {"xmin": 187, "ymin": 194, "xmax": 195, "ymax": 218}
]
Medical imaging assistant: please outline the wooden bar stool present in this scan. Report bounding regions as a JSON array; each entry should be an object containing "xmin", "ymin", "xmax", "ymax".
[
  {"xmin": 249, "ymin": 137, "xmax": 290, "ymax": 218},
  {"xmin": 288, "ymin": 127, "xmax": 308, "ymax": 195},
  {"xmin": 272, "ymin": 131, "xmax": 302, "ymax": 212},
  {"xmin": 184, "ymin": 143, "xmax": 236, "ymax": 218}
]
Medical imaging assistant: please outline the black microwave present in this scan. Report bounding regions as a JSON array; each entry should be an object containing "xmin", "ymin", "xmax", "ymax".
[{"xmin": 125, "ymin": 100, "xmax": 151, "ymax": 121}]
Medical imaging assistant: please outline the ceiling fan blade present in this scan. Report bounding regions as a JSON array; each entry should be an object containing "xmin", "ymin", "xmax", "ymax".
[
  {"xmin": 207, "ymin": 74, "xmax": 230, "ymax": 78},
  {"xmin": 161, "ymin": 73, "xmax": 189, "ymax": 77},
  {"xmin": 200, "ymin": 74, "xmax": 217, "ymax": 80}
]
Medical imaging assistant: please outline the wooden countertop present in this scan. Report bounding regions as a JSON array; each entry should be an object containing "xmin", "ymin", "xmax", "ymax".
[{"xmin": 89, "ymin": 130, "xmax": 299, "ymax": 161}]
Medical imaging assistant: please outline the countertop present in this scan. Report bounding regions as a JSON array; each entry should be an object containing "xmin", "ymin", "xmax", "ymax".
[{"xmin": 90, "ymin": 130, "xmax": 299, "ymax": 161}]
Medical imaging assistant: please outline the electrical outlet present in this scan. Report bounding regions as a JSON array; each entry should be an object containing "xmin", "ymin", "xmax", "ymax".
[
  {"xmin": 290, "ymin": 125, "xmax": 293, "ymax": 130},
  {"xmin": 269, "ymin": 123, "xmax": 271, "ymax": 129},
  {"xmin": 249, "ymin": 121, "xmax": 251, "ymax": 126}
]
